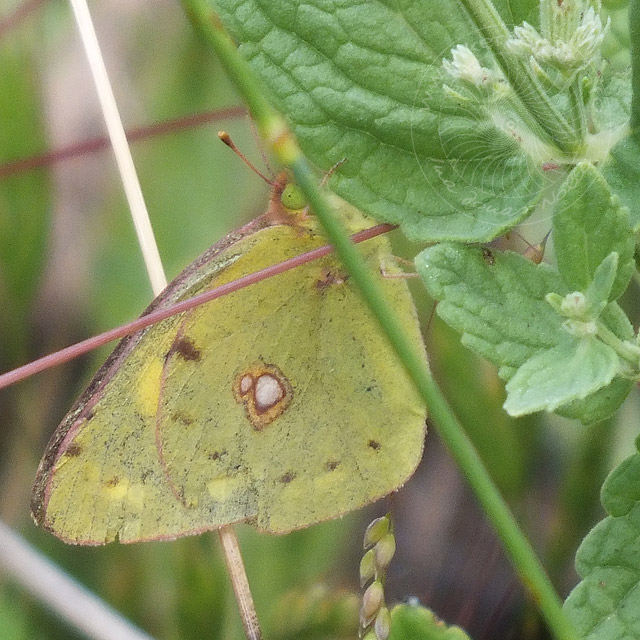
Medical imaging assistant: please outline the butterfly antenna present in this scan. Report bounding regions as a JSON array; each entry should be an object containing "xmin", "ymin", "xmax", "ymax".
[
  {"xmin": 320, "ymin": 157, "xmax": 347, "ymax": 186},
  {"xmin": 218, "ymin": 131, "xmax": 272, "ymax": 185},
  {"xmin": 248, "ymin": 117, "xmax": 274, "ymax": 176}
]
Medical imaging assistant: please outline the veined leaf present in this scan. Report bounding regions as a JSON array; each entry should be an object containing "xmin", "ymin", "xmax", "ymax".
[
  {"xmin": 504, "ymin": 339, "xmax": 620, "ymax": 416},
  {"xmin": 416, "ymin": 243, "xmax": 633, "ymax": 422},
  {"xmin": 553, "ymin": 162, "xmax": 634, "ymax": 301},
  {"xmin": 564, "ymin": 451, "xmax": 640, "ymax": 638},
  {"xmin": 601, "ymin": 133, "xmax": 640, "ymax": 231},
  {"xmin": 213, "ymin": 0, "xmax": 547, "ymax": 242}
]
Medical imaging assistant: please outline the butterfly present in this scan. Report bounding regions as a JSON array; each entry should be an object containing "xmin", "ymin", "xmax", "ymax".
[{"xmin": 31, "ymin": 175, "xmax": 427, "ymax": 544}]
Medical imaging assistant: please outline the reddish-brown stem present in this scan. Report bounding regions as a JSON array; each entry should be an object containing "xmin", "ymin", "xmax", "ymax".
[
  {"xmin": 0, "ymin": 107, "xmax": 246, "ymax": 179},
  {"xmin": 0, "ymin": 0, "xmax": 47, "ymax": 40},
  {"xmin": 0, "ymin": 223, "xmax": 395, "ymax": 390}
]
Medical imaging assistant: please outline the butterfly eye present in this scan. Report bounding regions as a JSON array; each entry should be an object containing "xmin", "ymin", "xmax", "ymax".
[{"xmin": 280, "ymin": 183, "xmax": 307, "ymax": 211}]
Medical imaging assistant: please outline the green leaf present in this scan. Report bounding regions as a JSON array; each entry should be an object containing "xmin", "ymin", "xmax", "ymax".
[
  {"xmin": 416, "ymin": 244, "xmax": 632, "ymax": 422},
  {"xmin": 590, "ymin": 71, "xmax": 632, "ymax": 133},
  {"xmin": 416, "ymin": 243, "xmax": 569, "ymax": 379},
  {"xmin": 491, "ymin": 0, "xmax": 539, "ymax": 27},
  {"xmin": 601, "ymin": 452, "xmax": 640, "ymax": 517},
  {"xmin": 554, "ymin": 376, "xmax": 633, "ymax": 424},
  {"xmin": 583, "ymin": 253, "xmax": 620, "ymax": 315},
  {"xmin": 553, "ymin": 162, "xmax": 634, "ymax": 300},
  {"xmin": 555, "ymin": 302, "xmax": 634, "ymax": 423},
  {"xmin": 564, "ymin": 451, "xmax": 640, "ymax": 638},
  {"xmin": 601, "ymin": 133, "xmax": 640, "ymax": 231},
  {"xmin": 387, "ymin": 603, "xmax": 471, "ymax": 640},
  {"xmin": 584, "ymin": 251, "xmax": 626, "ymax": 318},
  {"xmin": 213, "ymin": 0, "xmax": 545, "ymax": 242},
  {"xmin": 504, "ymin": 339, "xmax": 620, "ymax": 416}
]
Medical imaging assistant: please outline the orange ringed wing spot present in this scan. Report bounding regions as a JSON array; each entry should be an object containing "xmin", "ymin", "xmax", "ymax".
[{"xmin": 233, "ymin": 363, "xmax": 293, "ymax": 430}]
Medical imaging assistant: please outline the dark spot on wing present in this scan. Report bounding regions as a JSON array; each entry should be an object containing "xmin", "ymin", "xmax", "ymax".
[
  {"xmin": 172, "ymin": 411, "xmax": 194, "ymax": 425},
  {"xmin": 65, "ymin": 443, "xmax": 82, "ymax": 457},
  {"xmin": 326, "ymin": 460, "xmax": 340, "ymax": 471},
  {"xmin": 280, "ymin": 471, "xmax": 296, "ymax": 484},
  {"xmin": 368, "ymin": 440, "xmax": 381, "ymax": 451},
  {"xmin": 167, "ymin": 336, "xmax": 202, "ymax": 362},
  {"xmin": 208, "ymin": 449, "xmax": 227, "ymax": 461},
  {"xmin": 106, "ymin": 476, "xmax": 120, "ymax": 487}
]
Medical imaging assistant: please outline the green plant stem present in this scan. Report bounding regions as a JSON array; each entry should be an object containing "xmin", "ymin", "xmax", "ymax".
[
  {"xmin": 182, "ymin": 2, "xmax": 577, "ymax": 639},
  {"xmin": 596, "ymin": 320, "xmax": 640, "ymax": 365},
  {"xmin": 568, "ymin": 78, "xmax": 588, "ymax": 144},
  {"xmin": 458, "ymin": 0, "xmax": 578, "ymax": 152}
]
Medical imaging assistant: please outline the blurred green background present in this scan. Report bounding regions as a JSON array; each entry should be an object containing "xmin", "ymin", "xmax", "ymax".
[{"xmin": 0, "ymin": 0, "xmax": 638, "ymax": 638}]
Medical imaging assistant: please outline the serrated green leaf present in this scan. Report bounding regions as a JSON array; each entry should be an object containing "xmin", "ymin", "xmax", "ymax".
[
  {"xmin": 492, "ymin": 0, "xmax": 539, "ymax": 27},
  {"xmin": 416, "ymin": 243, "xmax": 569, "ymax": 373},
  {"xmin": 417, "ymin": 244, "xmax": 633, "ymax": 422},
  {"xmin": 504, "ymin": 339, "xmax": 620, "ymax": 416},
  {"xmin": 590, "ymin": 71, "xmax": 632, "ymax": 133},
  {"xmin": 601, "ymin": 133, "xmax": 640, "ymax": 231},
  {"xmin": 554, "ymin": 376, "xmax": 633, "ymax": 424},
  {"xmin": 601, "ymin": 452, "xmax": 640, "ymax": 517},
  {"xmin": 387, "ymin": 604, "xmax": 471, "ymax": 640},
  {"xmin": 564, "ymin": 452, "xmax": 640, "ymax": 638},
  {"xmin": 553, "ymin": 162, "xmax": 634, "ymax": 300},
  {"xmin": 521, "ymin": 300, "xmax": 633, "ymax": 423},
  {"xmin": 213, "ymin": 0, "xmax": 546, "ymax": 242}
]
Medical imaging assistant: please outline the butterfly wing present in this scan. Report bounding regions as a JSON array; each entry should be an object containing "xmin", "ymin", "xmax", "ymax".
[{"xmin": 32, "ymin": 221, "xmax": 426, "ymax": 543}]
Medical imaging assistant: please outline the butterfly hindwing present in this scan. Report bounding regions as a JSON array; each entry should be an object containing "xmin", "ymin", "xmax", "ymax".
[{"xmin": 33, "ymin": 209, "xmax": 426, "ymax": 544}]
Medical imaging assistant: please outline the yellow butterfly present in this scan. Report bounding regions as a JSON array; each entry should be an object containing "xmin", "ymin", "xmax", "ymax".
[{"xmin": 32, "ymin": 176, "xmax": 427, "ymax": 544}]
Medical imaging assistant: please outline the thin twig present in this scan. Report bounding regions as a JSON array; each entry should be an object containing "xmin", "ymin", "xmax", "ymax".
[
  {"xmin": 218, "ymin": 528, "xmax": 262, "ymax": 640},
  {"xmin": 67, "ymin": 2, "xmax": 265, "ymax": 637},
  {"xmin": 0, "ymin": 107, "xmax": 246, "ymax": 179},
  {"xmin": 0, "ymin": 223, "xmax": 393, "ymax": 391}
]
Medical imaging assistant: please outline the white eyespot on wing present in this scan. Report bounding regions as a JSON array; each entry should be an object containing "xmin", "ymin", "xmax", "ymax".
[{"xmin": 254, "ymin": 374, "xmax": 285, "ymax": 411}]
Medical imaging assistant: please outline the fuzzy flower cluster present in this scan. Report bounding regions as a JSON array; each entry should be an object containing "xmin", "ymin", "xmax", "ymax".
[
  {"xmin": 442, "ymin": 44, "xmax": 498, "ymax": 87},
  {"xmin": 507, "ymin": 0, "xmax": 608, "ymax": 72}
]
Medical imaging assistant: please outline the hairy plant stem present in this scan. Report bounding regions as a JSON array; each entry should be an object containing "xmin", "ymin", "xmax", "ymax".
[
  {"xmin": 182, "ymin": 2, "xmax": 578, "ymax": 639},
  {"xmin": 568, "ymin": 78, "xmax": 588, "ymax": 144},
  {"xmin": 596, "ymin": 320, "xmax": 640, "ymax": 368}
]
